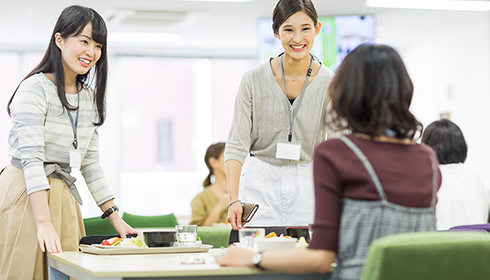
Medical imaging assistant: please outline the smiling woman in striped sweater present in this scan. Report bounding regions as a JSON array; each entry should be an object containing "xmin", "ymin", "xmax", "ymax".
[{"xmin": 0, "ymin": 5, "xmax": 136, "ymax": 280}]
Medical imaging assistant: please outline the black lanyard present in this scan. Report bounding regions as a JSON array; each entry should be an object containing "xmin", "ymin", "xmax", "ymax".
[
  {"xmin": 280, "ymin": 54, "xmax": 313, "ymax": 142},
  {"xmin": 67, "ymin": 93, "xmax": 80, "ymax": 150},
  {"xmin": 54, "ymin": 73, "xmax": 80, "ymax": 150}
]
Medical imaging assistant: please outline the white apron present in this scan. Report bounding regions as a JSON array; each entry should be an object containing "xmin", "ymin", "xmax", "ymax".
[{"xmin": 238, "ymin": 156, "xmax": 315, "ymax": 226}]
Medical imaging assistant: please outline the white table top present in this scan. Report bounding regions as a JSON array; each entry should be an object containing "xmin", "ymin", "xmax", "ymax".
[{"xmin": 48, "ymin": 250, "xmax": 266, "ymax": 279}]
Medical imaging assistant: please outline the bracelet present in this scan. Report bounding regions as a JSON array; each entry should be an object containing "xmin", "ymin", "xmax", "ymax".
[
  {"xmin": 227, "ymin": 199, "xmax": 241, "ymax": 210},
  {"xmin": 101, "ymin": 205, "xmax": 119, "ymax": 219}
]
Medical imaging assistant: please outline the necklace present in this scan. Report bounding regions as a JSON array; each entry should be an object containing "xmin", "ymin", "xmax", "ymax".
[{"xmin": 285, "ymin": 69, "xmax": 308, "ymax": 81}]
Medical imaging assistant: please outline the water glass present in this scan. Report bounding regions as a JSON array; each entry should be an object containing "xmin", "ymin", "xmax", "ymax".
[
  {"xmin": 308, "ymin": 223, "xmax": 313, "ymax": 242},
  {"xmin": 238, "ymin": 228, "xmax": 265, "ymax": 250},
  {"xmin": 175, "ymin": 225, "xmax": 198, "ymax": 243}
]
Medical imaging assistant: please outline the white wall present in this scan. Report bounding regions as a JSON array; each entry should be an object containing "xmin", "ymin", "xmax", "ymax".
[{"xmin": 378, "ymin": 10, "xmax": 490, "ymax": 187}]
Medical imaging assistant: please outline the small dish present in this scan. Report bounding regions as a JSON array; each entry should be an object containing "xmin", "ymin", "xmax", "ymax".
[{"xmin": 174, "ymin": 241, "xmax": 202, "ymax": 247}]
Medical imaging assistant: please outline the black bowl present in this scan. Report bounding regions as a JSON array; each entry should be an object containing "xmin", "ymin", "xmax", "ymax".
[{"xmin": 143, "ymin": 231, "xmax": 176, "ymax": 247}]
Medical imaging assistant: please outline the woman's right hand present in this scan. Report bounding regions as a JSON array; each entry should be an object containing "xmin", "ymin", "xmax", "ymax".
[
  {"xmin": 28, "ymin": 190, "xmax": 62, "ymax": 253},
  {"xmin": 228, "ymin": 201, "xmax": 245, "ymax": 230},
  {"xmin": 36, "ymin": 221, "xmax": 62, "ymax": 253}
]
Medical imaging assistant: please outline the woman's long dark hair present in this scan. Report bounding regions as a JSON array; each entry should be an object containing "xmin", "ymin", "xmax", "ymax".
[
  {"xmin": 327, "ymin": 43, "xmax": 421, "ymax": 139},
  {"xmin": 203, "ymin": 142, "xmax": 226, "ymax": 188},
  {"xmin": 7, "ymin": 5, "xmax": 108, "ymax": 125}
]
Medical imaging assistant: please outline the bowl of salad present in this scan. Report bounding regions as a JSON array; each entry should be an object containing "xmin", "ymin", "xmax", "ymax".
[{"xmin": 100, "ymin": 236, "xmax": 147, "ymax": 247}]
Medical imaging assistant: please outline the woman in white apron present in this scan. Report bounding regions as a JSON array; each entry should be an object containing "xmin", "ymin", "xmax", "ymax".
[{"xmin": 225, "ymin": 0, "xmax": 335, "ymax": 228}]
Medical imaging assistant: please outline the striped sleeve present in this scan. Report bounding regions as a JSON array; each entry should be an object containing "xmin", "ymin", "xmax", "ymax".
[
  {"xmin": 81, "ymin": 127, "xmax": 115, "ymax": 205},
  {"xmin": 10, "ymin": 78, "xmax": 51, "ymax": 195}
]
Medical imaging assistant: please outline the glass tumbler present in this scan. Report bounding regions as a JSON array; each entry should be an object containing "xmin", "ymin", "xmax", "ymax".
[
  {"xmin": 238, "ymin": 228, "xmax": 265, "ymax": 250},
  {"xmin": 175, "ymin": 225, "xmax": 198, "ymax": 243}
]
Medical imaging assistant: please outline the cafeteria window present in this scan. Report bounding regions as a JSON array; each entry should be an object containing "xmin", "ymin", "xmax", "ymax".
[
  {"xmin": 0, "ymin": 51, "xmax": 44, "ymax": 168},
  {"xmin": 115, "ymin": 56, "xmax": 256, "ymax": 221}
]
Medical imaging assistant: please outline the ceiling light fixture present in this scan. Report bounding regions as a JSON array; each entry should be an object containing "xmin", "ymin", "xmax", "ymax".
[
  {"xmin": 366, "ymin": 0, "xmax": 490, "ymax": 11},
  {"xmin": 177, "ymin": 0, "xmax": 252, "ymax": 2},
  {"xmin": 108, "ymin": 32, "xmax": 181, "ymax": 43}
]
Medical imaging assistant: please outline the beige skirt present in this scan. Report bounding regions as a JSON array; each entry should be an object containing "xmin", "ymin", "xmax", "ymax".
[{"xmin": 0, "ymin": 165, "xmax": 85, "ymax": 280}]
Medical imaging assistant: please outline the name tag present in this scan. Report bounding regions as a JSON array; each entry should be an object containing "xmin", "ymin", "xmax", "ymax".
[
  {"xmin": 276, "ymin": 142, "xmax": 301, "ymax": 160},
  {"xmin": 70, "ymin": 149, "xmax": 81, "ymax": 169}
]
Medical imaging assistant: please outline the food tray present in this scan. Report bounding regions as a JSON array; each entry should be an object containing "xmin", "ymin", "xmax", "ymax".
[{"xmin": 79, "ymin": 244, "xmax": 212, "ymax": 255}]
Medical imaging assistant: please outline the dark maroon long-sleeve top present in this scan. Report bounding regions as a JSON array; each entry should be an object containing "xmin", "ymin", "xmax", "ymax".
[{"xmin": 308, "ymin": 135, "xmax": 441, "ymax": 252}]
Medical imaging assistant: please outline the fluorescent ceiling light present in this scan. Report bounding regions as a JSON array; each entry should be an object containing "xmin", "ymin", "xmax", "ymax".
[
  {"xmin": 108, "ymin": 32, "xmax": 181, "ymax": 43},
  {"xmin": 366, "ymin": 0, "xmax": 490, "ymax": 11},
  {"xmin": 177, "ymin": 0, "xmax": 252, "ymax": 2}
]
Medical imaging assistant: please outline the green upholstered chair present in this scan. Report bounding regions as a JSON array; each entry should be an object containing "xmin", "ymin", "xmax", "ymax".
[
  {"xmin": 360, "ymin": 231, "xmax": 490, "ymax": 280},
  {"xmin": 121, "ymin": 212, "xmax": 179, "ymax": 228},
  {"xmin": 83, "ymin": 216, "xmax": 118, "ymax": 235},
  {"xmin": 197, "ymin": 226, "xmax": 232, "ymax": 248}
]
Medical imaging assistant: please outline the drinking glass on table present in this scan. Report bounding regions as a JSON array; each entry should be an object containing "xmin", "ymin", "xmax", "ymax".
[
  {"xmin": 308, "ymin": 223, "xmax": 313, "ymax": 242},
  {"xmin": 238, "ymin": 228, "xmax": 265, "ymax": 250},
  {"xmin": 176, "ymin": 225, "xmax": 198, "ymax": 243}
]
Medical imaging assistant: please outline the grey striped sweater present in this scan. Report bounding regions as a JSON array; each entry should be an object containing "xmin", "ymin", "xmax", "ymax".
[{"xmin": 8, "ymin": 73, "xmax": 114, "ymax": 206}]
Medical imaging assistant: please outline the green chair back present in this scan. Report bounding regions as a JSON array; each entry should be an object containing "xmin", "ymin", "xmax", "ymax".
[
  {"xmin": 361, "ymin": 231, "xmax": 490, "ymax": 280},
  {"xmin": 83, "ymin": 216, "xmax": 118, "ymax": 235},
  {"xmin": 198, "ymin": 226, "xmax": 232, "ymax": 248},
  {"xmin": 122, "ymin": 212, "xmax": 179, "ymax": 228}
]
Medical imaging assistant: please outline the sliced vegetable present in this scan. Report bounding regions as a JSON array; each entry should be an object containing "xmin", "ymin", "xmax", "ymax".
[
  {"xmin": 265, "ymin": 232, "xmax": 277, "ymax": 238},
  {"xmin": 100, "ymin": 236, "xmax": 147, "ymax": 247}
]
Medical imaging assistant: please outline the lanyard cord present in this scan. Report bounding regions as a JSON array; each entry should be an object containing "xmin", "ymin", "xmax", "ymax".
[
  {"xmin": 52, "ymin": 73, "xmax": 80, "ymax": 150},
  {"xmin": 67, "ymin": 92, "xmax": 80, "ymax": 150},
  {"xmin": 280, "ymin": 54, "xmax": 313, "ymax": 142}
]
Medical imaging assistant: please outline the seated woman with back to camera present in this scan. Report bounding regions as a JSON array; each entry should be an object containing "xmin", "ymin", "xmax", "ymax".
[{"xmin": 422, "ymin": 119, "xmax": 489, "ymax": 230}]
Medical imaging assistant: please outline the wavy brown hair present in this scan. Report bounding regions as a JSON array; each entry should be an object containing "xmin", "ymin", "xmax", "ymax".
[{"xmin": 327, "ymin": 43, "xmax": 422, "ymax": 139}]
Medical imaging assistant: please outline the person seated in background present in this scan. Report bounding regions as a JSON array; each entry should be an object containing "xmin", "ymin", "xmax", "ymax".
[
  {"xmin": 189, "ymin": 142, "xmax": 229, "ymax": 226},
  {"xmin": 422, "ymin": 119, "xmax": 488, "ymax": 230},
  {"xmin": 218, "ymin": 43, "xmax": 441, "ymax": 279}
]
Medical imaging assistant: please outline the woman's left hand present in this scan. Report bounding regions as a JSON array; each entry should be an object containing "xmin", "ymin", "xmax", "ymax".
[
  {"xmin": 217, "ymin": 245, "xmax": 255, "ymax": 267},
  {"xmin": 108, "ymin": 213, "xmax": 138, "ymax": 238}
]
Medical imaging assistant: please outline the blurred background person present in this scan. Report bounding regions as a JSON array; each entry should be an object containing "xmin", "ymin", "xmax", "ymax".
[
  {"xmin": 422, "ymin": 119, "xmax": 489, "ymax": 230},
  {"xmin": 190, "ymin": 142, "xmax": 229, "ymax": 226}
]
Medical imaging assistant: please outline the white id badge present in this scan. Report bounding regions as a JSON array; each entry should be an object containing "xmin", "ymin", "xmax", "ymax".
[
  {"xmin": 69, "ymin": 149, "xmax": 81, "ymax": 169},
  {"xmin": 276, "ymin": 141, "xmax": 301, "ymax": 160}
]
